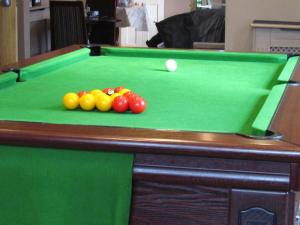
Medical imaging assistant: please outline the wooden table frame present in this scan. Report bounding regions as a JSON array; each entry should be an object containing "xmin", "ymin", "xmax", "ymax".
[{"xmin": 1, "ymin": 45, "xmax": 300, "ymax": 225}]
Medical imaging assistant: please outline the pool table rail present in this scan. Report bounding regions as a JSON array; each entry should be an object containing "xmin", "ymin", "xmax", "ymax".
[
  {"xmin": 269, "ymin": 83, "xmax": 300, "ymax": 146},
  {"xmin": 289, "ymin": 56, "xmax": 300, "ymax": 82},
  {"xmin": 0, "ymin": 120, "xmax": 299, "ymax": 162},
  {"xmin": 0, "ymin": 45, "xmax": 81, "ymax": 72},
  {"xmin": 1, "ymin": 45, "xmax": 300, "ymax": 161}
]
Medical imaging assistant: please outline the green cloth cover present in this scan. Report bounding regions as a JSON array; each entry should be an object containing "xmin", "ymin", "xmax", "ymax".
[{"xmin": 0, "ymin": 146, "xmax": 133, "ymax": 225}]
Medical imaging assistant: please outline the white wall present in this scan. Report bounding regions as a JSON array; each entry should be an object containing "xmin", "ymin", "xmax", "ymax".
[
  {"xmin": 226, "ymin": 0, "xmax": 300, "ymax": 52},
  {"xmin": 164, "ymin": 0, "xmax": 191, "ymax": 18}
]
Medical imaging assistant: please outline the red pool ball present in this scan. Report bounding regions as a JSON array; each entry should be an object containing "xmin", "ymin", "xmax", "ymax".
[
  {"xmin": 103, "ymin": 88, "xmax": 114, "ymax": 96},
  {"xmin": 112, "ymin": 96, "xmax": 129, "ymax": 113},
  {"xmin": 129, "ymin": 97, "xmax": 146, "ymax": 114},
  {"xmin": 114, "ymin": 86, "xmax": 124, "ymax": 93},
  {"xmin": 124, "ymin": 91, "xmax": 139, "ymax": 101},
  {"xmin": 77, "ymin": 90, "xmax": 87, "ymax": 98}
]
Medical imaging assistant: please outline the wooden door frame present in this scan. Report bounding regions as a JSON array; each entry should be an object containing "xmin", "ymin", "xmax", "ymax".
[{"xmin": 0, "ymin": 0, "xmax": 17, "ymax": 66}]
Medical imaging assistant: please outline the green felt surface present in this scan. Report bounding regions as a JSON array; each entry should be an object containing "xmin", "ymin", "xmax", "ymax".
[
  {"xmin": 252, "ymin": 84, "xmax": 287, "ymax": 135},
  {"xmin": 0, "ymin": 47, "xmax": 297, "ymax": 135},
  {"xmin": 278, "ymin": 56, "xmax": 299, "ymax": 82},
  {"xmin": 0, "ymin": 146, "xmax": 133, "ymax": 225}
]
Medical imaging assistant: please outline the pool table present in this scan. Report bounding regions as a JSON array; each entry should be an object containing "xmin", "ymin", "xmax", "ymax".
[{"xmin": 1, "ymin": 45, "xmax": 300, "ymax": 225}]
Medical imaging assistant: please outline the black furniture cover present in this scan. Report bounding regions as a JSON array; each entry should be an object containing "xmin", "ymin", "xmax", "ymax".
[{"xmin": 147, "ymin": 8, "xmax": 225, "ymax": 49}]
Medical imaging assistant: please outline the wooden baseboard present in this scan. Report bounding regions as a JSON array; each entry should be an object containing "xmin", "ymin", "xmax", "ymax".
[{"xmin": 193, "ymin": 42, "xmax": 225, "ymax": 50}]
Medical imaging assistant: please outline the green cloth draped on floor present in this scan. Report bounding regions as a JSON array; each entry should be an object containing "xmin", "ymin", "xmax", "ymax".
[{"xmin": 0, "ymin": 145, "xmax": 133, "ymax": 225}]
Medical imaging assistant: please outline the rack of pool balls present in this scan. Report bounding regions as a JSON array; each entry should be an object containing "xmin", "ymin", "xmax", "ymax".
[{"xmin": 63, "ymin": 87, "xmax": 146, "ymax": 114}]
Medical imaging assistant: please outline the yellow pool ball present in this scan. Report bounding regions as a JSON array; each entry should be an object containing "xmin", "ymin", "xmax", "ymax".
[
  {"xmin": 90, "ymin": 89, "xmax": 105, "ymax": 96},
  {"xmin": 110, "ymin": 93, "xmax": 122, "ymax": 101},
  {"xmin": 118, "ymin": 88, "xmax": 130, "ymax": 95},
  {"xmin": 63, "ymin": 93, "xmax": 79, "ymax": 110},
  {"xmin": 96, "ymin": 95, "xmax": 113, "ymax": 112},
  {"xmin": 93, "ymin": 91, "xmax": 107, "ymax": 100},
  {"xmin": 79, "ymin": 94, "xmax": 95, "ymax": 111}
]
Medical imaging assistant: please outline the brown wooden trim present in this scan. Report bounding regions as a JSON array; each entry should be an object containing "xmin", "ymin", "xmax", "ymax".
[
  {"xmin": 267, "ymin": 57, "xmax": 300, "ymax": 145},
  {"xmin": 0, "ymin": 45, "xmax": 81, "ymax": 73},
  {"xmin": 133, "ymin": 165, "xmax": 290, "ymax": 191},
  {"xmin": 0, "ymin": 121, "xmax": 300, "ymax": 162},
  {"xmin": 135, "ymin": 153, "xmax": 291, "ymax": 174},
  {"xmin": 269, "ymin": 85, "xmax": 300, "ymax": 146},
  {"xmin": 291, "ymin": 58, "xmax": 300, "ymax": 82},
  {"xmin": 229, "ymin": 189, "xmax": 294, "ymax": 225},
  {"xmin": 290, "ymin": 163, "xmax": 300, "ymax": 191},
  {"xmin": 269, "ymin": 60, "xmax": 300, "ymax": 146}
]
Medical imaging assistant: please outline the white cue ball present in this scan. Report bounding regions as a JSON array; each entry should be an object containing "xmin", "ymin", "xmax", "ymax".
[{"xmin": 165, "ymin": 59, "xmax": 177, "ymax": 72}]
